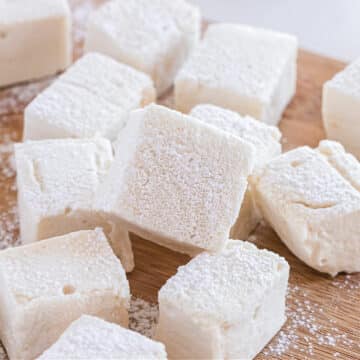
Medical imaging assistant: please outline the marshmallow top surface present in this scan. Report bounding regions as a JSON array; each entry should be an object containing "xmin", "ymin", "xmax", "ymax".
[
  {"xmin": 0, "ymin": 229, "xmax": 130, "ymax": 305},
  {"xmin": 159, "ymin": 240, "xmax": 289, "ymax": 324},
  {"xmin": 177, "ymin": 23, "xmax": 297, "ymax": 103},
  {"xmin": 255, "ymin": 144, "xmax": 360, "ymax": 219},
  {"xmin": 25, "ymin": 53, "xmax": 154, "ymax": 139},
  {"xmin": 0, "ymin": 0, "xmax": 70, "ymax": 24},
  {"xmin": 88, "ymin": 0, "xmax": 200, "ymax": 67},
  {"xmin": 325, "ymin": 57, "xmax": 360, "ymax": 98},
  {"xmin": 15, "ymin": 137, "xmax": 113, "ymax": 217},
  {"xmin": 190, "ymin": 104, "xmax": 282, "ymax": 167},
  {"xmin": 39, "ymin": 315, "xmax": 167, "ymax": 359}
]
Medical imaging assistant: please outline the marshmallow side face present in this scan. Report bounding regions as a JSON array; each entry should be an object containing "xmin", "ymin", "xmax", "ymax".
[
  {"xmin": 156, "ymin": 240, "xmax": 289, "ymax": 359},
  {"xmin": 175, "ymin": 23, "xmax": 298, "ymax": 125},
  {"xmin": 190, "ymin": 104, "xmax": 282, "ymax": 239},
  {"xmin": 15, "ymin": 138, "xmax": 134, "ymax": 272},
  {"xmin": 322, "ymin": 58, "xmax": 360, "ymax": 159},
  {"xmin": 0, "ymin": 229, "xmax": 130, "ymax": 360},
  {"xmin": 38, "ymin": 315, "xmax": 167, "ymax": 360},
  {"xmin": 24, "ymin": 52, "xmax": 156, "ymax": 141},
  {"xmin": 0, "ymin": 0, "xmax": 72, "ymax": 87},
  {"xmin": 252, "ymin": 142, "xmax": 360, "ymax": 276},
  {"xmin": 96, "ymin": 104, "xmax": 255, "ymax": 255},
  {"xmin": 84, "ymin": 0, "xmax": 201, "ymax": 95}
]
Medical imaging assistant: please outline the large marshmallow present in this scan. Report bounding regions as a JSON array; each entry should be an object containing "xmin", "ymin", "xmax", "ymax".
[
  {"xmin": 15, "ymin": 138, "xmax": 134, "ymax": 272},
  {"xmin": 176, "ymin": 24, "xmax": 298, "ymax": 125},
  {"xmin": 84, "ymin": 0, "xmax": 201, "ymax": 95},
  {"xmin": 0, "ymin": 229, "xmax": 130, "ymax": 360},
  {"xmin": 156, "ymin": 240, "xmax": 289, "ymax": 359},
  {"xmin": 190, "ymin": 104, "xmax": 282, "ymax": 239},
  {"xmin": 24, "ymin": 52, "xmax": 155, "ymax": 141},
  {"xmin": 0, "ymin": 0, "xmax": 71, "ymax": 87},
  {"xmin": 39, "ymin": 315, "xmax": 167, "ymax": 360},
  {"xmin": 96, "ymin": 104, "xmax": 255, "ymax": 255},
  {"xmin": 322, "ymin": 58, "xmax": 360, "ymax": 159},
  {"xmin": 252, "ymin": 140, "xmax": 360, "ymax": 276}
]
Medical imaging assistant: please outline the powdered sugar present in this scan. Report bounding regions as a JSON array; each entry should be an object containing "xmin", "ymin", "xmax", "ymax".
[
  {"xmin": 263, "ymin": 284, "xmax": 358, "ymax": 358},
  {"xmin": 129, "ymin": 297, "xmax": 159, "ymax": 338}
]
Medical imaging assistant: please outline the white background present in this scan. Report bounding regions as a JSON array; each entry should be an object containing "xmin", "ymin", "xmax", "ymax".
[{"xmin": 191, "ymin": 0, "xmax": 360, "ymax": 62}]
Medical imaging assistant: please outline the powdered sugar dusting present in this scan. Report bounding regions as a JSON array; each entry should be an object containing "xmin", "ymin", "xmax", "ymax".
[
  {"xmin": 263, "ymin": 284, "xmax": 359, "ymax": 358},
  {"xmin": 129, "ymin": 297, "xmax": 159, "ymax": 338}
]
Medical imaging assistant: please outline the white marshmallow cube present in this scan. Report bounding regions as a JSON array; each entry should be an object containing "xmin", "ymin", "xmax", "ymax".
[
  {"xmin": 24, "ymin": 52, "xmax": 155, "ymax": 141},
  {"xmin": 252, "ymin": 140, "xmax": 360, "ymax": 276},
  {"xmin": 15, "ymin": 138, "xmax": 134, "ymax": 272},
  {"xmin": 322, "ymin": 58, "xmax": 360, "ymax": 159},
  {"xmin": 191, "ymin": 104, "xmax": 282, "ymax": 239},
  {"xmin": 39, "ymin": 315, "xmax": 167, "ymax": 360},
  {"xmin": 0, "ymin": 229, "xmax": 130, "ymax": 360},
  {"xmin": 0, "ymin": 0, "xmax": 71, "ymax": 87},
  {"xmin": 156, "ymin": 240, "xmax": 289, "ymax": 359},
  {"xmin": 176, "ymin": 24, "xmax": 298, "ymax": 125},
  {"xmin": 85, "ymin": 0, "xmax": 201, "ymax": 95},
  {"xmin": 96, "ymin": 104, "xmax": 255, "ymax": 255}
]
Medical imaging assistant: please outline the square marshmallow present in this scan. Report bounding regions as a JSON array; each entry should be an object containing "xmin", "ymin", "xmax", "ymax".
[
  {"xmin": 190, "ymin": 104, "xmax": 282, "ymax": 239},
  {"xmin": 24, "ymin": 52, "xmax": 155, "ymax": 141},
  {"xmin": 0, "ymin": 0, "xmax": 71, "ymax": 87},
  {"xmin": 15, "ymin": 138, "xmax": 134, "ymax": 272},
  {"xmin": 322, "ymin": 58, "xmax": 360, "ymax": 159},
  {"xmin": 176, "ymin": 24, "xmax": 298, "ymax": 125},
  {"xmin": 39, "ymin": 315, "xmax": 167, "ymax": 360},
  {"xmin": 0, "ymin": 229, "xmax": 130, "ymax": 360},
  {"xmin": 85, "ymin": 0, "xmax": 201, "ymax": 95},
  {"xmin": 252, "ymin": 140, "xmax": 360, "ymax": 276},
  {"xmin": 156, "ymin": 240, "xmax": 289, "ymax": 359},
  {"xmin": 96, "ymin": 104, "xmax": 255, "ymax": 255}
]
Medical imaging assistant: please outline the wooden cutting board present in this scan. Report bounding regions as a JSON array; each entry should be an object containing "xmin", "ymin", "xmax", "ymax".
[{"xmin": 0, "ymin": 1, "xmax": 359, "ymax": 359}]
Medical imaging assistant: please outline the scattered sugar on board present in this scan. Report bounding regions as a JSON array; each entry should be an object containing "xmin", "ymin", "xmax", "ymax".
[
  {"xmin": 0, "ymin": 130, "xmax": 19, "ymax": 251},
  {"xmin": 0, "ymin": 80, "xmax": 52, "ymax": 116},
  {"xmin": 129, "ymin": 297, "xmax": 159, "ymax": 338},
  {"xmin": 263, "ymin": 284, "xmax": 357, "ymax": 358}
]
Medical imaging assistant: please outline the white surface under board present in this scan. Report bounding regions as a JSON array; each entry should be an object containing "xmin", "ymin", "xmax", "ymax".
[{"xmin": 191, "ymin": 0, "xmax": 360, "ymax": 62}]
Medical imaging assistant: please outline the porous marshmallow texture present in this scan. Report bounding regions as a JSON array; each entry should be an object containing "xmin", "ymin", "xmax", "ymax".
[
  {"xmin": 24, "ymin": 52, "xmax": 155, "ymax": 141},
  {"xmin": 0, "ymin": 0, "xmax": 71, "ymax": 87},
  {"xmin": 96, "ymin": 104, "xmax": 255, "ymax": 255},
  {"xmin": 252, "ymin": 140, "xmax": 360, "ymax": 276},
  {"xmin": 85, "ymin": 0, "xmax": 201, "ymax": 95},
  {"xmin": 0, "ymin": 229, "xmax": 130, "ymax": 360},
  {"xmin": 176, "ymin": 23, "xmax": 298, "ymax": 125},
  {"xmin": 157, "ymin": 240, "xmax": 289, "ymax": 359}
]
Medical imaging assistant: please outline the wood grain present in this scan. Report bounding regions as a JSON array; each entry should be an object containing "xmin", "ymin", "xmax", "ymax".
[{"xmin": 0, "ymin": 1, "xmax": 359, "ymax": 359}]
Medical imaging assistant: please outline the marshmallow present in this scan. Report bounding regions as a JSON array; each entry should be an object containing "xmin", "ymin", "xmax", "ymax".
[
  {"xmin": 322, "ymin": 57, "xmax": 360, "ymax": 159},
  {"xmin": 156, "ymin": 240, "xmax": 289, "ymax": 359},
  {"xmin": 85, "ymin": 0, "xmax": 201, "ymax": 95},
  {"xmin": 176, "ymin": 23, "xmax": 298, "ymax": 125},
  {"xmin": 0, "ymin": 229, "xmax": 130, "ymax": 360},
  {"xmin": 24, "ymin": 52, "xmax": 155, "ymax": 141},
  {"xmin": 0, "ymin": 0, "xmax": 71, "ymax": 87},
  {"xmin": 252, "ymin": 140, "xmax": 360, "ymax": 276}
]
